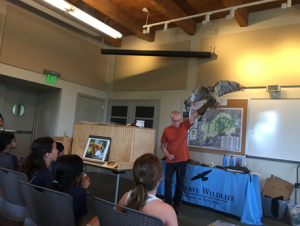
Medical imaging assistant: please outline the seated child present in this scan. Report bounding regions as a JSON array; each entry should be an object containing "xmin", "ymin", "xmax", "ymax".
[
  {"xmin": 0, "ymin": 132, "xmax": 18, "ymax": 170},
  {"xmin": 49, "ymin": 142, "xmax": 65, "ymax": 174},
  {"xmin": 50, "ymin": 155, "xmax": 90, "ymax": 226},
  {"xmin": 88, "ymin": 153, "xmax": 178, "ymax": 226},
  {"xmin": 20, "ymin": 137, "xmax": 58, "ymax": 188}
]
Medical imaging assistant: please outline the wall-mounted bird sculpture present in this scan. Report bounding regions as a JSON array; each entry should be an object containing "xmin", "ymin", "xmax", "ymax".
[{"xmin": 184, "ymin": 80, "xmax": 243, "ymax": 112}]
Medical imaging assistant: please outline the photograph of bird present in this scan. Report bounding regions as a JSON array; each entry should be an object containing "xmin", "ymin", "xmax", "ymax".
[{"xmin": 184, "ymin": 80, "xmax": 243, "ymax": 110}]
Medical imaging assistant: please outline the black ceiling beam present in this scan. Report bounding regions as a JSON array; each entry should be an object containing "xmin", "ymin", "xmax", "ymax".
[{"xmin": 101, "ymin": 49, "xmax": 211, "ymax": 58}]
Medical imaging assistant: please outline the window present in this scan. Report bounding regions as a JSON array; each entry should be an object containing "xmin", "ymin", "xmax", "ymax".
[
  {"xmin": 110, "ymin": 106, "xmax": 128, "ymax": 125},
  {"xmin": 107, "ymin": 100, "xmax": 160, "ymax": 153},
  {"xmin": 107, "ymin": 100, "xmax": 160, "ymax": 129}
]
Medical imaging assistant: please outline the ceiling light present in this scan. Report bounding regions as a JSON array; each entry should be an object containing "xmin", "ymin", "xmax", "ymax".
[
  {"xmin": 44, "ymin": 0, "xmax": 71, "ymax": 11},
  {"xmin": 202, "ymin": 14, "xmax": 210, "ymax": 25},
  {"xmin": 142, "ymin": 8, "xmax": 149, "ymax": 13},
  {"xmin": 226, "ymin": 9, "xmax": 235, "ymax": 20},
  {"xmin": 68, "ymin": 8, "xmax": 122, "ymax": 38},
  {"xmin": 163, "ymin": 23, "xmax": 168, "ymax": 32},
  {"xmin": 21, "ymin": 0, "xmax": 122, "ymax": 39}
]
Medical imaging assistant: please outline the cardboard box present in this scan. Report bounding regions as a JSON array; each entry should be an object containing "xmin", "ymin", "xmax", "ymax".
[{"xmin": 261, "ymin": 175, "xmax": 295, "ymax": 201}]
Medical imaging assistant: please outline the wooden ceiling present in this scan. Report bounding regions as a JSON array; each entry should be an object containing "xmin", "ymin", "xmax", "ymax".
[{"xmin": 68, "ymin": 0, "xmax": 300, "ymax": 47}]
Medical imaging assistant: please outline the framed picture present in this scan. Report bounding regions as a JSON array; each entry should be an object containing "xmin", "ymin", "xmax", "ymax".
[{"xmin": 83, "ymin": 135, "xmax": 111, "ymax": 162}]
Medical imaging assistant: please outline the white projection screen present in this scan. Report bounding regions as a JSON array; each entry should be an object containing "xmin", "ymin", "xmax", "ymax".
[{"xmin": 246, "ymin": 99, "xmax": 300, "ymax": 162}]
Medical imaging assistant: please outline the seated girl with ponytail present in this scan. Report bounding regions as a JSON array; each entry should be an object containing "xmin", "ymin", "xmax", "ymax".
[
  {"xmin": 50, "ymin": 155, "xmax": 90, "ymax": 226},
  {"xmin": 20, "ymin": 137, "xmax": 58, "ymax": 188},
  {"xmin": 88, "ymin": 153, "xmax": 178, "ymax": 226}
]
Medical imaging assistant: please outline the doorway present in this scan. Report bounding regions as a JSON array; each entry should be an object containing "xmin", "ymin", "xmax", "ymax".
[
  {"xmin": 75, "ymin": 93, "xmax": 105, "ymax": 123},
  {"xmin": 1, "ymin": 87, "xmax": 37, "ymax": 159},
  {"xmin": 0, "ymin": 75, "xmax": 61, "ymax": 160}
]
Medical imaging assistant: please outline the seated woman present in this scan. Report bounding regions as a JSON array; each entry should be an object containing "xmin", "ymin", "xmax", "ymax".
[
  {"xmin": 88, "ymin": 153, "xmax": 178, "ymax": 226},
  {"xmin": 20, "ymin": 137, "xmax": 58, "ymax": 188},
  {"xmin": 0, "ymin": 132, "xmax": 18, "ymax": 170},
  {"xmin": 50, "ymin": 155, "xmax": 90, "ymax": 226},
  {"xmin": 49, "ymin": 142, "xmax": 65, "ymax": 174}
]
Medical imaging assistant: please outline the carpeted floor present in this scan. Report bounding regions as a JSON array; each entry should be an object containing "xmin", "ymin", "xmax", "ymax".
[{"xmin": 84, "ymin": 172, "xmax": 290, "ymax": 226}]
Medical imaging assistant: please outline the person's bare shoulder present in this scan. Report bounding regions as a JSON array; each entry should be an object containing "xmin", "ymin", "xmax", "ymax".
[
  {"xmin": 144, "ymin": 200, "xmax": 175, "ymax": 216},
  {"xmin": 118, "ymin": 192, "xmax": 129, "ymax": 206}
]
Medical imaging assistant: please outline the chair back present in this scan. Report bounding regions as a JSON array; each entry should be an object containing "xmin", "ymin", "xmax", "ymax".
[
  {"xmin": 0, "ymin": 214, "xmax": 24, "ymax": 226},
  {"xmin": 0, "ymin": 153, "xmax": 15, "ymax": 171},
  {"xmin": 0, "ymin": 167, "xmax": 29, "ymax": 222},
  {"xmin": 94, "ymin": 197, "xmax": 164, "ymax": 226},
  {"xmin": 19, "ymin": 181, "xmax": 76, "ymax": 226}
]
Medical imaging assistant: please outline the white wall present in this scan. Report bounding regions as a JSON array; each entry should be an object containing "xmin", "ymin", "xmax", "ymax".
[
  {"xmin": 0, "ymin": 63, "xmax": 106, "ymax": 137},
  {"xmin": 0, "ymin": 0, "xmax": 107, "ymax": 137},
  {"xmin": 35, "ymin": 89, "xmax": 61, "ymax": 139},
  {"xmin": 106, "ymin": 6, "xmax": 300, "ymax": 202}
]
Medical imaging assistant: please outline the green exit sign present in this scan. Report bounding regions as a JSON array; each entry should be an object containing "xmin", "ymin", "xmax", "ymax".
[
  {"xmin": 43, "ymin": 69, "xmax": 61, "ymax": 85},
  {"xmin": 46, "ymin": 74, "xmax": 57, "ymax": 84}
]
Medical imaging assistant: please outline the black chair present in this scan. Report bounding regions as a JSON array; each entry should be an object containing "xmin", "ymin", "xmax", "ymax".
[
  {"xmin": 0, "ymin": 214, "xmax": 24, "ymax": 226},
  {"xmin": 0, "ymin": 167, "xmax": 29, "ymax": 222},
  {"xmin": 0, "ymin": 153, "xmax": 15, "ymax": 171},
  {"xmin": 19, "ymin": 181, "xmax": 76, "ymax": 226},
  {"xmin": 94, "ymin": 197, "xmax": 164, "ymax": 226}
]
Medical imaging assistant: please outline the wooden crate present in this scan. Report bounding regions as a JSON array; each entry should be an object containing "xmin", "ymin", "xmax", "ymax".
[
  {"xmin": 54, "ymin": 136, "xmax": 73, "ymax": 155},
  {"xmin": 72, "ymin": 122, "xmax": 156, "ymax": 164}
]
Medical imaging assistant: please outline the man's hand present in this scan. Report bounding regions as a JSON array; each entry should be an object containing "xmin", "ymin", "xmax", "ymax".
[
  {"xmin": 167, "ymin": 154, "xmax": 175, "ymax": 161},
  {"xmin": 197, "ymin": 98, "xmax": 212, "ymax": 115}
]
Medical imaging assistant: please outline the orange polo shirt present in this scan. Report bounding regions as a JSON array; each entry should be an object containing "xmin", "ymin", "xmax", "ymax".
[{"xmin": 161, "ymin": 119, "xmax": 191, "ymax": 163}]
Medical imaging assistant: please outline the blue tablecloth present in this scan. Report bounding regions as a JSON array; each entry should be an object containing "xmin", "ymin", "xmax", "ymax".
[{"xmin": 157, "ymin": 160, "xmax": 262, "ymax": 225}]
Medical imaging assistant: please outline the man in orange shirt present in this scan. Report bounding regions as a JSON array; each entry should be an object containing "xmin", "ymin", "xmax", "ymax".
[{"xmin": 161, "ymin": 100, "xmax": 211, "ymax": 215}]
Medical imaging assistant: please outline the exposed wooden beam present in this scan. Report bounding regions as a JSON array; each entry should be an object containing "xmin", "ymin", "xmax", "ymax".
[
  {"xmin": 147, "ymin": 0, "xmax": 196, "ymax": 35},
  {"xmin": 82, "ymin": 0, "xmax": 155, "ymax": 42},
  {"xmin": 221, "ymin": 0, "xmax": 248, "ymax": 27},
  {"xmin": 102, "ymin": 36, "xmax": 122, "ymax": 47}
]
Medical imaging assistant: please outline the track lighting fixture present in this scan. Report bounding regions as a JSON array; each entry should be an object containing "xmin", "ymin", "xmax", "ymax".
[
  {"xmin": 226, "ymin": 9, "xmax": 235, "ymax": 20},
  {"xmin": 202, "ymin": 14, "xmax": 210, "ymax": 25},
  {"xmin": 163, "ymin": 23, "xmax": 168, "ymax": 32},
  {"xmin": 143, "ymin": 0, "xmax": 277, "ymax": 32}
]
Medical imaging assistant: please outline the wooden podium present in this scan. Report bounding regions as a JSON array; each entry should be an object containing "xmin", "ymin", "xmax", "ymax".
[{"xmin": 72, "ymin": 122, "xmax": 156, "ymax": 169}]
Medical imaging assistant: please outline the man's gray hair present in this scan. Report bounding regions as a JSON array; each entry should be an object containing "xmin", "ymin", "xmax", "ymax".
[{"xmin": 170, "ymin": 111, "xmax": 181, "ymax": 119}]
